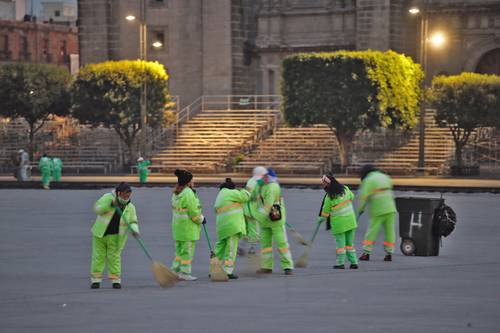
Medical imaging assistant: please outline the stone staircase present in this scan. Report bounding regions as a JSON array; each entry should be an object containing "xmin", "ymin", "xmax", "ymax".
[
  {"xmin": 151, "ymin": 109, "xmax": 279, "ymax": 173},
  {"xmin": 367, "ymin": 110, "xmax": 455, "ymax": 175},
  {"xmin": 234, "ymin": 125, "xmax": 338, "ymax": 175}
]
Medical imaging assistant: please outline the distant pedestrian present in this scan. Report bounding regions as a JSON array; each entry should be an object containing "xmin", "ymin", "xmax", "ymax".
[
  {"xmin": 38, "ymin": 154, "xmax": 52, "ymax": 189},
  {"xmin": 213, "ymin": 177, "xmax": 250, "ymax": 279},
  {"xmin": 357, "ymin": 165, "xmax": 397, "ymax": 262},
  {"xmin": 90, "ymin": 182, "xmax": 140, "ymax": 289},
  {"xmin": 171, "ymin": 169, "xmax": 204, "ymax": 281},
  {"xmin": 318, "ymin": 172, "xmax": 359, "ymax": 269},
  {"xmin": 18, "ymin": 149, "xmax": 31, "ymax": 181},
  {"xmin": 52, "ymin": 157, "xmax": 63, "ymax": 182},
  {"xmin": 137, "ymin": 157, "xmax": 151, "ymax": 184}
]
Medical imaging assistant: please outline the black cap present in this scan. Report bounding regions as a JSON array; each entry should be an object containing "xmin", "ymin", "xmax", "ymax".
[
  {"xmin": 360, "ymin": 164, "xmax": 378, "ymax": 181},
  {"xmin": 116, "ymin": 182, "xmax": 132, "ymax": 193},
  {"xmin": 219, "ymin": 177, "xmax": 236, "ymax": 190},
  {"xmin": 174, "ymin": 169, "xmax": 193, "ymax": 186}
]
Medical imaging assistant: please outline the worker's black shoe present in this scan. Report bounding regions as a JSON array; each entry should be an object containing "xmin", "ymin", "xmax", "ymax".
[
  {"xmin": 227, "ymin": 274, "xmax": 239, "ymax": 280},
  {"xmin": 256, "ymin": 268, "xmax": 272, "ymax": 274},
  {"xmin": 284, "ymin": 269, "xmax": 293, "ymax": 275},
  {"xmin": 384, "ymin": 254, "xmax": 392, "ymax": 262},
  {"xmin": 112, "ymin": 283, "xmax": 122, "ymax": 289},
  {"xmin": 359, "ymin": 253, "xmax": 370, "ymax": 261},
  {"xmin": 333, "ymin": 264, "xmax": 345, "ymax": 269},
  {"xmin": 350, "ymin": 264, "xmax": 359, "ymax": 269},
  {"xmin": 90, "ymin": 282, "xmax": 100, "ymax": 289}
]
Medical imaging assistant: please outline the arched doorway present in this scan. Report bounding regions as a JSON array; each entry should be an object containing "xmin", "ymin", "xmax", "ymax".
[{"xmin": 476, "ymin": 48, "xmax": 500, "ymax": 75}]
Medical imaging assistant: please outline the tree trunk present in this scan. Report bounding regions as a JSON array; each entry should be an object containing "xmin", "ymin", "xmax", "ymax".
[
  {"xmin": 454, "ymin": 142, "xmax": 463, "ymax": 168},
  {"xmin": 28, "ymin": 122, "xmax": 35, "ymax": 161},
  {"xmin": 335, "ymin": 130, "xmax": 354, "ymax": 171}
]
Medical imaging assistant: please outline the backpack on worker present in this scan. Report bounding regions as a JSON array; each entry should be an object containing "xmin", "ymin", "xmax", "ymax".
[{"xmin": 433, "ymin": 203, "xmax": 457, "ymax": 238}]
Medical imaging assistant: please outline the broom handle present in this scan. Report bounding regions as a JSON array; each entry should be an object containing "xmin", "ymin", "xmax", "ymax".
[
  {"xmin": 115, "ymin": 206, "xmax": 153, "ymax": 262},
  {"xmin": 202, "ymin": 223, "xmax": 214, "ymax": 253},
  {"xmin": 310, "ymin": 222, "xmax": 321, "ymax": 243}
]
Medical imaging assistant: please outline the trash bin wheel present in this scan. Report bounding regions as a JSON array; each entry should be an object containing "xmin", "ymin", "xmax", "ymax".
[{"xmin": 400, "ymin": 239, "xmax": 416, "ymax": 256}]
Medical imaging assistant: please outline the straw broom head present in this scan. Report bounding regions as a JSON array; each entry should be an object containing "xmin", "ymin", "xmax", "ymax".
[
  {"xmin": 289, "ymin": 229, "xmax": 308, "ymax": 246},
  {"xmin": 151, "ymin": 261, "xmax": 178, "ymax": 287},
  {"xmin": 295, "ymin": 245, "xmax": 311, "ymax": 268},
  {"xmin": 209, "ymin": 257, "xmax": 229, "ymax": 282}
]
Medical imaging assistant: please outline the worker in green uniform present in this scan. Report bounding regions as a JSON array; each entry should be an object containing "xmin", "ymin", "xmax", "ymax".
[
  {"xmin": 137, "ymin": 157, "xmax": 151, "ymax": 184},
  {"xmin": 213, "ymin": 178, "xmax": 250, "ymax": 279},
  {"xmin": 171, "ymin": 169, "xmax": 204, "ymax": 281},
  {"xmin": 90, "ymin": 182, "xmax": 140, "ymax": 289},
  {"xmin": 254, "ymin": 168, "xmax": 294, "ymax": 275},
  {"xmin": 238, "ymin": 166, "xmax": 266, "ymax": 256},
  {"xmin": 52, "ymin": 157, "xmax": 62, "ymax": 182},
  {"xmin": 318, "ymin": 173, "xmax": 359, "ymax": 269},
  {"xmin": 357, "ymin": 165, "xmax": 397, "ymax": 262},
  {"xmin": 38, "ymin": 154, "xmax": 52, "ymax": 189}
]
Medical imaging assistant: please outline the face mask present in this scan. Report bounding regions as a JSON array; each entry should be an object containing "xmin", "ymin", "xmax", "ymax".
[
  {"xmin": 117, "ymin": 196, "xmax": 130, "ymax": 205},
  {"xmin": 257, "ymin": 178, "xmax": 265, "ymax": 186}
]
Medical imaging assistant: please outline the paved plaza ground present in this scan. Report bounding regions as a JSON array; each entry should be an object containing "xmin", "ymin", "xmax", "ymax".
[{"xmin": 0, "ymin": 187, "xmax": 499, "ymax": 333}]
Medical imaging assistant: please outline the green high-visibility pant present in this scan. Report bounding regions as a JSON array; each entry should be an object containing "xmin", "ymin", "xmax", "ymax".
[
  {"xmin": 91, "ymin": 234, "xmax": 124, "ymax": 283},
  {"xmin": 260, "ymin": 224, "xmax": 293, "ymax": 270},
  {"xmin": 245, "ymin": 216, "xmax": 260, "ymax": 244},
  {"xmin": 362, "ymin": 212, "xmax": 396, "ymax": 254},
  {"xmin": 41, "ymin": 170, "xmax": 51, "ymax": 188},
  {"xmin": 214, "ymin": 234, "xmax": 240, "ymax": 274},
  {"xmin": 53, "ymin": 169, "xmax": 61, "ymax": 182},
  {"xmin": 171, "ymin": 240, "xmax": 196, "ymax": 275},
  {"xmin": 139, "ymin": 170, "xmax": 148, "ymax": 183},
  {"xmin": 333, "ymin": 228, "xmax": 358, "ymax": 265}
]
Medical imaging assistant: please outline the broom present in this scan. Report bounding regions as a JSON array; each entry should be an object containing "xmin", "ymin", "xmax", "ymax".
[
  {"xmin": 202, "ymin": 223, "xmax": 229, "ymax": 282},
  {"xmin": 295, "ymin": 221, "xmax": 322, "ymax": 268},
  {"xmin": 285, "ymin": 222, "xmax": 308, "ymax": 246},
  {"xmin": 116, "ymin": 207, "xmax": 177, "ymax": 288}
]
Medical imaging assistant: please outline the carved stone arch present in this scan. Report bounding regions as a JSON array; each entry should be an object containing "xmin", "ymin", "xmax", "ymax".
[{"xmin": 463, "ymin": 40, "xmax": 500, "ymax": 73}]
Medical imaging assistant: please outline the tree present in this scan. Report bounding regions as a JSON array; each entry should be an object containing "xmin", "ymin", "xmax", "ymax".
[
  {"xmin": 0, "ymin": 64, "xmax": 71, "ymax": 159},
  {"xmin": 71, "ymin": 60, "xmax": 171, "ymax": 165},
  {"xmin": 281, "ymin": 50, "xmax": 423, "ymax": 169},
  {"xmin": 429, "ymin": 73, "xmax": 500, "ymax": 168}
]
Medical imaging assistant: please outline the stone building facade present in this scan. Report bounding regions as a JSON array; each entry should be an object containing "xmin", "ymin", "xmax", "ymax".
[{"xmin": 78, "ymin": 0, "xmax": 500, "ymax": 107}]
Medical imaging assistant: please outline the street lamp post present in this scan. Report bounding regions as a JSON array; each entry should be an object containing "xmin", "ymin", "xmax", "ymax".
[
  {"xmin": 410, "ymin": 6, "xmax": 428, "ymax": 174},
  {"xmin": 126, "ymin": 0, "xmax": 148, "ymax": 158}
]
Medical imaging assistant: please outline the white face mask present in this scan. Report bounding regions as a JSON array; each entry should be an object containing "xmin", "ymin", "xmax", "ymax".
[{"xmin": 117, "ymin": 196, "xmax": 129, "ymax": 205}]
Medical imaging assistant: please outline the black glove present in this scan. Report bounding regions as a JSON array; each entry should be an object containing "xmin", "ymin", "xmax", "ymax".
[{"xmin": 202, "ymin": 217, "xmax": 207, "ymax": 225}]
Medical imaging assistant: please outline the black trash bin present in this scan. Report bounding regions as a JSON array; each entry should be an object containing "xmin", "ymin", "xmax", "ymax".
[{"xmin": 396, "ymin": 197, "xmax": 444, "ymax": 256}]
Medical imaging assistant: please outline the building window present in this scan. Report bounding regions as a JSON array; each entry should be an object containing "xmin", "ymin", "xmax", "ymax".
[
  {"xmin": 55, "ymin": 10, "xmax": 61, "ymax": 17},
  {"xmin": 150, "ymin": 30, "xmax": 165, "ymax": 50},
  {"xmin": 0, "ymin": 35, "xmax": 10, "ymax": 60},
  {"xmin": 150, "ymin": 0, "xmax": 167, "ymax": 7},
  {"xmin": 20, "ymin": 36, "xmax": 30, "ymax": 60}
]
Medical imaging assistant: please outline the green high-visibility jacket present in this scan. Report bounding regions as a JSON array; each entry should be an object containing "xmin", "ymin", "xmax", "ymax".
[
  {"xmin": 358, "ymin": 171, "xmax": 397, "ymax": 217},
  {"xmin": 254, "ymin": 182, "xmax": 286, "ymax": 228},
  {"xmin": 137, "ymin": 160, "xmax": 151, "ymax": 173},
  {"xmin": 52, "ymin": 158, "xmax": 62, "ymax": 171},
  {"xmin": 171, "ymin": 186, "xmax": 203, "ymax": 241},
  {"xmin": 91, "ymin": 192, "xmax": 139, "ymax": 246},
  {"xmin": 39, "ymin": 156, "xmax": 52, "ymax": 173},
  {"xmin": 320, "ymin": 186, "xmax": 357, "ymax": 234},
  {"xmin": 214, "ymin": 188, "xmax": 250, "ymax": 240},
  {"xmin": 243, "ymin": 177, "xmax": 261, "ymax": 219}
]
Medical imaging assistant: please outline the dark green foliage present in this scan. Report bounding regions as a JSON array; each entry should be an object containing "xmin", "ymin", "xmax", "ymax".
[
  {"xmin": 0, "ymin": 63, "xmax": 71, "ymax": 158},
  {"xmin": 429, "ymin": 72, "xmax": 500, "ymax": 167},
  {"xmin": 281, "ymin": 50, "xmax": 423, "ymax": 167}
]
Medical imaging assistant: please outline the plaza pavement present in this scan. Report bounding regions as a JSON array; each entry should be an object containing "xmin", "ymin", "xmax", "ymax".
[{"xmin": 0, "ymin": 187, "xmax": 499, "ymax": 333}]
